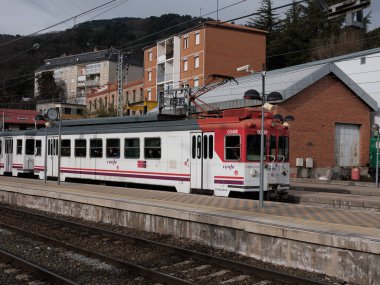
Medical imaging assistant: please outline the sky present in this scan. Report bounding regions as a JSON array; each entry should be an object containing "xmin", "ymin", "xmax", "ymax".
[{"xmin": 0, "ymin": 0, "xmax": 379, "ymax": 36}]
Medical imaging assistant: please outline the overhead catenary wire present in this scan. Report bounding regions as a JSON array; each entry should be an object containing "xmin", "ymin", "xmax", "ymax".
[
  {"xmin": 2, "ymin": 0, "xmax": 380, "ymax": 102},
  {"xmin": 0, "ymin": 0, "xmax": 120, "ymax": 49}
]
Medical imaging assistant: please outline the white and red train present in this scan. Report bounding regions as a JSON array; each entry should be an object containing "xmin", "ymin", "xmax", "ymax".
[{"xmin": 0, "ymin": 108, "xmax": 290, "ymax": 198}]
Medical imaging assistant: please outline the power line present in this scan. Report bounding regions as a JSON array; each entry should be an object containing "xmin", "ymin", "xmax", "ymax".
[
  {"xmin": 0, "ymin": 0, "xmax": 119, "ymax": 49},
  {"xmin": 115, "ymin": 0, "xmax": 248, "ymax": 50}
]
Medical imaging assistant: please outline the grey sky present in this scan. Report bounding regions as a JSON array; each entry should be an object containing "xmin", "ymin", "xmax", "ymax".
[{"xmin": 0, "ymin": 0, "xmax": 378, "ymax": 35}]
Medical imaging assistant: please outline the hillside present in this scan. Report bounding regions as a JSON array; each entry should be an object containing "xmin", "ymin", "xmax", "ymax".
[
  {"xmin": 0, "ymin": 8, "xmax": 380, "ymax": 109},
  {"xmin": 0, "ymin": 14, "xmax": 202, "ymax": 109}
]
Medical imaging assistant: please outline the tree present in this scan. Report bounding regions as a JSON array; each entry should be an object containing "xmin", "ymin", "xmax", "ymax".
[
  {"xmin": 266, "ymin": 0, "xmax": 309, "ymax": 69},
  {"xmin": 248, "ymin": 0, "xmax": 280, "ymax": 34},
  {"xmin": 35, "ymin": 71, "xmax": 64, "ymax": 101}
]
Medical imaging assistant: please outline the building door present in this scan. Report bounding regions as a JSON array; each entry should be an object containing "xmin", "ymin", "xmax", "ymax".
[
  {"xmin": 4, "ymin": 138, "xmax": 13, "ymax": 173},
  {"xmin": 190, "ymin": 132, "xmax": 214, "ymax": 190},
  {"xmin": 334, "ymin": 123, "xmax": 360, "ymax": 166},
  {"xmin": 47, "ymin": 137, "xmax": 58, "ymax": 178}
]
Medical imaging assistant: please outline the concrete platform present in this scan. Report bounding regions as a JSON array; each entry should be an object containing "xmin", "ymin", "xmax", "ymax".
[{"xmin": 0, "ymin": 176, "xmax": 379, "ymax": 285}]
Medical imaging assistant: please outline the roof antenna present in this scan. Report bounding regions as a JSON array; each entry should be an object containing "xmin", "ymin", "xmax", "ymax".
[{"xmin": 217, "ymin": 0, "xmax": 219, "ymax": 21}]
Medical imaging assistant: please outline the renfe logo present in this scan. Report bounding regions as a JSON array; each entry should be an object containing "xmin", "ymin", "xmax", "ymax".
[
  {"xmin": 223, "ymin": 164, "xmax": 235, "ymax": 170},
  {"xmin": 107, "ymin": 160, "xmax": 118, "ymax": 165}
]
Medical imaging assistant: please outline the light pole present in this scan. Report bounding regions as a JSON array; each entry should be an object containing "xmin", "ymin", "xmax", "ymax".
[
  {"xmin": 243, "ymin": 74, "xmax": 283, "ymax": 208},
  {"xmin": 57, "ymin": 111, "xmax": 62, "ymax": 185},
  {"xmin": 372, "ymin": 124, "xmax": 379, "ymax": 188}
]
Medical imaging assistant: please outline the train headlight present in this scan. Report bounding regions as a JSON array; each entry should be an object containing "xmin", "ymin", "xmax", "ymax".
[
  {"xmin": 249, "ymin": 169, "xmax": 257, "ymax": 177},
  {"xmin": 282, "ymin": 167, "xmax": 289, "ymax": 176}
]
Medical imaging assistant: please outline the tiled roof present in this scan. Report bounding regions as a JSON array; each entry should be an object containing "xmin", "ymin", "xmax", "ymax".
[{"xmin": 36, "ymin": 49, "xmax": 142, "ymax": 71}]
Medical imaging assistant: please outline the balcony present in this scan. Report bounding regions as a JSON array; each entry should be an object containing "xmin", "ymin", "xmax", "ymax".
[{"xmin": 86, "ymin": 79, "xmax": 100, "ymax": 86}]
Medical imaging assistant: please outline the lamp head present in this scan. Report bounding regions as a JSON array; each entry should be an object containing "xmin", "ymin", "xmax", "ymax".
[
  {"xmin": 244, "ymin": 89, "xmax": 261, "ymax": 101},
  {"xmin": 284, "ymin": 115, "xmax": 295, "ymax": 122},
  {"xmin": 267, "ymin": 91, "xmax": 283, "ymax": 102}
]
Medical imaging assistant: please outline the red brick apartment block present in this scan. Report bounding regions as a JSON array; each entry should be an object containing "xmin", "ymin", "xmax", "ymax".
[{"xmin": 143, "ymin": 21, "xmax": 267, "ymax": 101}]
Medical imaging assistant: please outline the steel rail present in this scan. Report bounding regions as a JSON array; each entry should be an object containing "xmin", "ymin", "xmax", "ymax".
[
  {"xmin": 0, "ymin": 221, "xmax": 193, "ymax": 285},
  {"xmin": 0, "ymin": 248, "xmax": 79, "ymax": 285},
  {"xmin": 0, "ymin": 205, "xmax": 331, "ymax": 285}
]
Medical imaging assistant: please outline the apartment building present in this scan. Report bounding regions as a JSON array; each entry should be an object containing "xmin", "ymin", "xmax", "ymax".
[
  {"xmin": 35, "ymin": 49, "xmax": 143, "ymax": 106},
  {"xmin": 143, "ymin": 21, "xmax": 267, "ymax": 101},
  {"xmin": 86, "ymin": 79, "xmax": 157, "ymax": 116}
]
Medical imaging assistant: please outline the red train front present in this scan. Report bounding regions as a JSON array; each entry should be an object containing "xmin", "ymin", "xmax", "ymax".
[{"xmin": 194, "ymin": 108, "xmax": 290, "ymax": 199}]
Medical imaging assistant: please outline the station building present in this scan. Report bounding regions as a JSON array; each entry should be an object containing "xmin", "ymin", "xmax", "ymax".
[{"xmin": 199, "ymin": 58, "xmax": 377, "ymax": 178}]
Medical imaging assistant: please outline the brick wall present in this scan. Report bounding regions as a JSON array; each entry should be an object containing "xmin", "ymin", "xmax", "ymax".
[
  {"xmin": 276, "ymin": 74, "xmax": 371, "ymax": 168},
  {"xmin": 204, "ymin": 26, "xmax": 266, "ymax": 81}
]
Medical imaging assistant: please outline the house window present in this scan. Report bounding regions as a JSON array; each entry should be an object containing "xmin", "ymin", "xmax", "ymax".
[
  {"xmin": 194, "ymin": 78, "xmax": 199, "ymax": 87},
  {"xmin": 133, "ymin": 90, "xmax": 136, "ymax": 102},
  {"xmin": 148, "ymin": 71, "xmax": 152, "ymax": 81},
  {"xmin": 89, "ymin": 101, "xmax": 92, "ymax": 111},
  {"xmin": 361, "ymin": 57, "xmax": 366, "ymax": 65},
  {"xmin": 147, "ymin": 90, "xmax": 152, "ymax": 101},
  {"xmin": 148, "ymin": 51, "xmax": 153, "ymax": 61},
  {"xmin": 195, "ymin": 32, "xmax": 200, "ymax": 45},
  {"xmin": 125, "ymin": 138, "xmax": 140, "ymax": 158},
  {"xmin": 145, "ymin": 137, "xmax": 161, "ymax": 159},
  {"xmin": 194, "ymin": 56, "xmax": 199, "ymax": 68},
  {"xmin": 183, "ymin": 37, "xmax": 189, "ymax": 49},
  {"xmin": 183, "ymin": 60, "xmax": 188, "ymax": 71}
]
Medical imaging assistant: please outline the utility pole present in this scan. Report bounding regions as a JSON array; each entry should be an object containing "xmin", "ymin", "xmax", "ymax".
[{"xmin": 117, "ymin": 51, "xmax": 124, "ymax": 117}]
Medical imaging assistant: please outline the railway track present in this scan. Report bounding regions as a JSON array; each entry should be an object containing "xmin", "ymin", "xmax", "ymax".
[
  {"xmin": 0, "ymin": 204, "xmax": 332, "ymax": 285},
  {"xmin": 0, "ymin": 247, "xmax": 78, "ymax": 285}
]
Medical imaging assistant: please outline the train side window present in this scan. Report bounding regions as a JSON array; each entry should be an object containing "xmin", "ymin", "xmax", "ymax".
[
  {"xmin": 124, "ymin": 138, "xmax": 140, "ymax": 159},
  {"xmin": 144, "ymin": 137, "xmax": 161, "ymax": 159},
  {"xmin": 5, "ymin": 140, "xmax": 13, "ymax": 154},
  {"xmin": 106, "ymin": 139, "xmax": 120, "ymax": 158},
  {"xmin": 191, "ymin": 136, "xmax": 196, "ymax": 159},
  {"xmin": 247, "ymin": 135, "xmax": 266, "ymax": 161},
  {"xmin": 90, "ymin": 139, "xmax": 103, "ymax": 158},
  {"xmin": 61, "ymin": 140, "xmax": 71, "ymax": 157},
  {"xmin": 209, "ymin": 135, "xmax": 213, "ymax": 159},
  {"xmin": 35, "ymin": 140, "xmax": 42, "ymax": 156},
  {"xmin": 203, "ymin": 135, "xmax": 208, "ymax": 159},
  {"xmin": 278, "ymin": 136, "xmax": 289, "ymax": 161},
  {"xmin": 54, "ymin": 139, "xmax": 58, "ymax": 156},
  {"xmin": 25, "ymin": 139, "xmax": 35, "ymax": 155},
  {"xmin": 225, "ymin": 135, "xmax": 240, "ymax": 160},
  {"xmin": 0, "ymin": 141, "xmax": 2, "ymax": 154},
  {"xmin": 196, "ymin": 135, "xmax": 201, "ymax": 159},
  {"xmin": 17, "ymin": 139, "xmax": 22, "ymax": 154},
  {"xmin": 75, "ymin": 139, "xmax": 86, "ymax": 157},
  {"xmin": 48, "ymin": 139, "xmax": 51, "ymax": 155}
]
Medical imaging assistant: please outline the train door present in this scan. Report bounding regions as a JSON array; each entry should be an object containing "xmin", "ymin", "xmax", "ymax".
[
  {"xmin": 190, "ymin": 132, "xmax": 214, "ymax": 190},
  {"xmin": 4, "ymin": 138, "xmax": 13, "ymax": 173},
  {"xmin": 47, "ymin": 137, "xmax": 58, "ymax": 178}
]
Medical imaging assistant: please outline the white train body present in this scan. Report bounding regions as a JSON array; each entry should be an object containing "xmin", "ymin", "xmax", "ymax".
[{"xmin": 0, "ymin": 108, "xmax": 290, "ymax": 198}]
